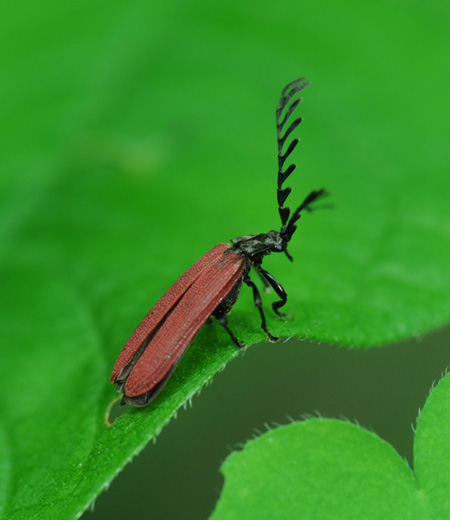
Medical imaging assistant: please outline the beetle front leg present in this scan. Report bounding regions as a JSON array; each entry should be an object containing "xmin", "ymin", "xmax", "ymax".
[
  {"xmin": 256, "ymin": 267, "xmax": 291, "ymax": 318},
  {"xmin": 255, "ymin": 269, "xmax": 271, "ymax": 294},
  {"xmin": 244, "ymin": 273, "xmax": 279, "ymax": 342}
]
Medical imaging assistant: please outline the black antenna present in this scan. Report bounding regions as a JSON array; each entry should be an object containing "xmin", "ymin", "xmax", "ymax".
[
  {"xmin": 276, "ymin": 78, "xmax": 310, "ymax": 232},
  {"xmin": 284, "ymin": 188, "xmax": 327, "ymax": 244}
]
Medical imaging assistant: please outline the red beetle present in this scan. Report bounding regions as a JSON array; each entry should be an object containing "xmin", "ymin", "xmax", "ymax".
[{"xmin": 111, "ymin": 78, "xmax": 327, "ymax": 406}]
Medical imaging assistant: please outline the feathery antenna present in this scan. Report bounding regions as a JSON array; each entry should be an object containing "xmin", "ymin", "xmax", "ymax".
[{"xmin": 276, "ymin": 78, "xmax": 310, "ymax": 232}]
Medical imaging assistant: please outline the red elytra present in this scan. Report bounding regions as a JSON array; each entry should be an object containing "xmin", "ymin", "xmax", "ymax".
[
  {"xmin": 111, "ymin": 244, "xmax": 245, "ymax": 404},
  {"xmin": 111, "ymin": 78, "xmax": 327, "ymax": 406}
]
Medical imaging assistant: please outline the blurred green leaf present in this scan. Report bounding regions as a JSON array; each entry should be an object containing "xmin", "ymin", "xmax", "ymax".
[
  {"xmin": 0, "ymin": 0, "xmax": 449, "ymax": 518},
  {"xmin": 211, "ymin": 373, "xmax": 450, "ymax": 519}
]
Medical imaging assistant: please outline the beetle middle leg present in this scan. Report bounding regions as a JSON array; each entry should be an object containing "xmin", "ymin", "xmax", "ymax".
[{"xmin": 244, "ymin": 273, "xmax": 279, "ymax": 342}]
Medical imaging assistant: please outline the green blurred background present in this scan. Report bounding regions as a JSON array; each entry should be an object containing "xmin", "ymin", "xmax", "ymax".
[{"xmin": 1, "ymin": 0, "xmax": 449, "ymax": 518}]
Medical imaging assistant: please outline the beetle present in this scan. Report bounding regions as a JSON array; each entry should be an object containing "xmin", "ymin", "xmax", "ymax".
[{"xmin": 111, "ymin": 78, "xmax": 327, "ymax": 406}]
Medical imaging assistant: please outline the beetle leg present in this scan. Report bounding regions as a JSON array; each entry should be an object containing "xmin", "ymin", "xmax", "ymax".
[
  {"xmin": 255, "ymin": 267, "xmax": 291, "ymax": 318},
  {"xmin": 215, "ymin": 314, "xmax": 246, "ymax": 349},
  {"xmin": 244, "ymin": 273, "xmax": 279, "ymax": 342},
  {"xmin": 256, "ymin": 269, "xmax": 271, "ymax": 294}
]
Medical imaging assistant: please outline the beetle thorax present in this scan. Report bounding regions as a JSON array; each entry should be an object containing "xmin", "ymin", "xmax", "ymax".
[{"xmin": 230, "ymin": 230, "xmax": 285, "ymax": 262}]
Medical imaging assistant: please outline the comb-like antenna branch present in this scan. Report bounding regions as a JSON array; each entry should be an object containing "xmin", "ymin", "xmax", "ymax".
[
  {"xmin": 284, "ymin": 189, "xmax": 328, "ymax": 241},
  {"xmin": 278, "ymin": 163, "xmax": 296, "ymax": 189},
  {"xmin": 279, "ymin": 117, "xmax": 302, "ymax": 148},
  {"xmin": 279, "ymin": 206, "xmax": 291, "ymax": 227},
  {"xmin": 276, "ymin": 78, "xmax": 310, "ymax": 230},
  {"xmin": 277, "ymin": 186, "xmax": 292, "ymax": 208},
  {"xmin": 281, "ymin": 77, "xmax": 306, "ymax": 96},
  {"xmin": 277, "ymin": 80, "xmax": 309, "ymax": 117},
  {"xmin": 279, "ymin": 138, "xmax": 299, "ymax": 173},
  {"xmin": 278, "ymin": 99, "xmax": 301, "ymax": 133}
]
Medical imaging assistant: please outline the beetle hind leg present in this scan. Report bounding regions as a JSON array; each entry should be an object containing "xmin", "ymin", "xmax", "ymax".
[
  {"xmin": 215, "ymin": 313, "xmax": 246, "ymax": 349},
  {"xmin": 212, "ymin": 277, "xmax": 246, "ymax": 348}
]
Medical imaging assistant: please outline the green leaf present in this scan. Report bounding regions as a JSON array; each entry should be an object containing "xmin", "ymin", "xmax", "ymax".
[
  {"xmin": 415, "ymin": 371, "xmax": 450, "ymax": 517},
  {"xmin": 0, "ymin": 265, "xmax": 237, "ymax": 519},
  {"xmin": 211, "ymin": 373, "xmax": 450, "ymax": 519},
  {"xmin": 0, "ymin": 0, "xmax": 449, "ymax": 517}
]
